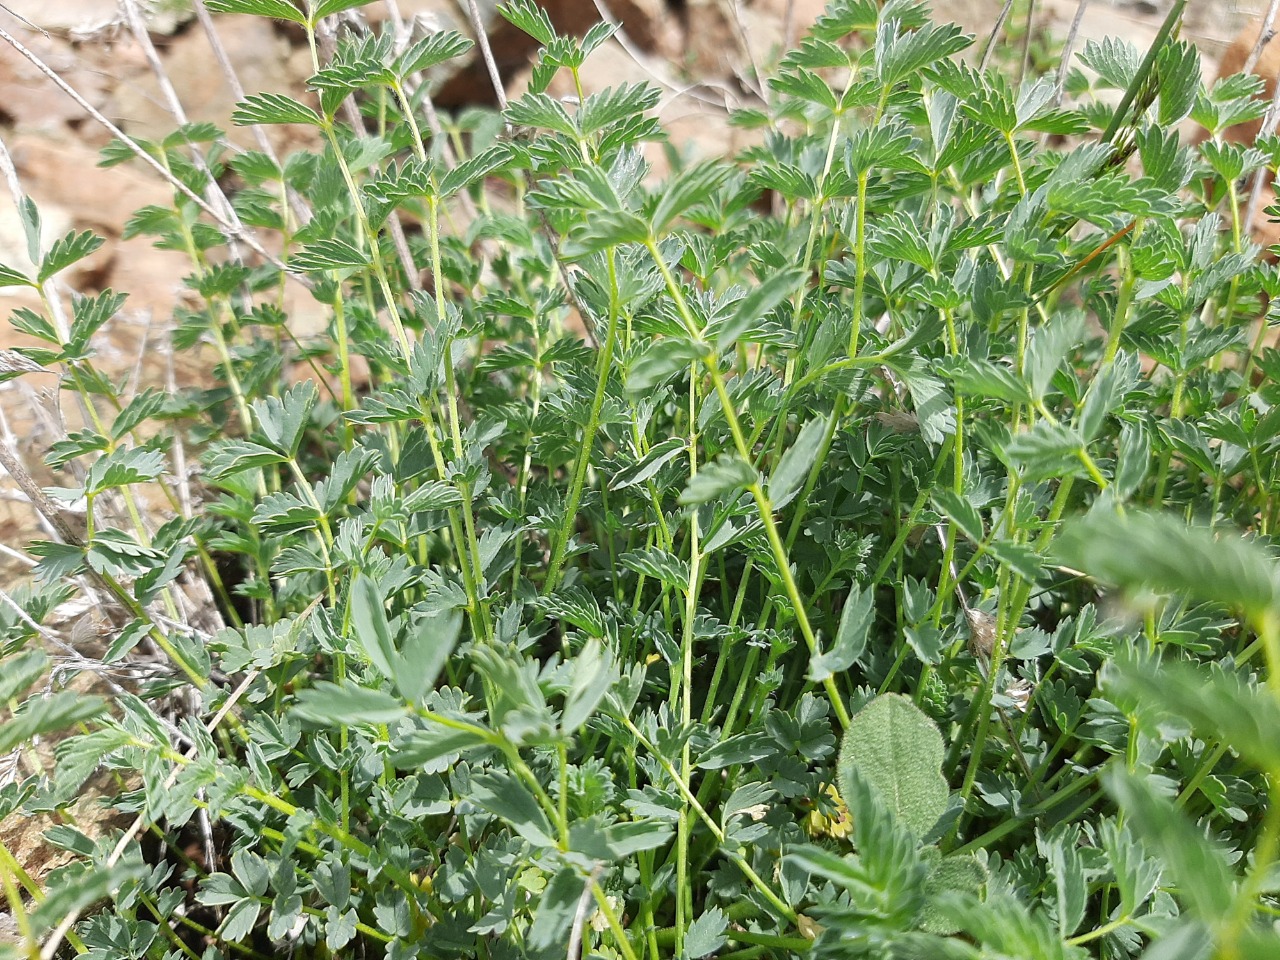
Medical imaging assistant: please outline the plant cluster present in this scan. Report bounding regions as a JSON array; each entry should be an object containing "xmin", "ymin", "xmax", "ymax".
[{"xmin": 3, "ymin": 0, "xmax": 1280, "ymax": 958}]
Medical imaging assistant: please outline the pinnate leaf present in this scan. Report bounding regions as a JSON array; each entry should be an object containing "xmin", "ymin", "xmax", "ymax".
[
  {"xmin": 0, "ymin": 263, "xmax": 33, "ymax": 288},
  {"xmin": 293, "ymin": 681, "xmax": 407, "ymax": 725},
  {"xmin": 232, "ymin": 93, "xmax": 321, "ymax": 127},
  {"xmin": 497, "ymin": 0, "xmax": 555, "ymax": 44},
  {"xmin": 1054, "ymin": 510, "xmax": 1280, "ymax": 621},
  {"xmin": 683, "ymin": 908, "xmax": 728, "ymax": 959},
  {"xmin": 714, "ymin": 268, "xmax": 806, "ymax": 349},
  {"xmin": 1104, "ymin": 767, "xmax": 1235, "ymax": 920},
  {"xmin": 810, "ymin": 581, "xmax": 873, "ymax": 681},
  {"xmin": 678, "ymin": 455, "xmax": 757, "ymax": 506},
  {"xmin": 39, "ymin": 230, "xmax": 103, "ymax": 284},
  {"xmin": 768, "ymin": 415, "xmax": 827, "ymax": 510},
  {"xmin": 205, "ymin": 0, "xmax": 306, "ymax": 23}
]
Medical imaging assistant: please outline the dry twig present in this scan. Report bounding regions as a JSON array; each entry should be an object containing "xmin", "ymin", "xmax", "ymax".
[{"xmin": 0, "ymin": 24, "xmax": 312, "ymax": 290}]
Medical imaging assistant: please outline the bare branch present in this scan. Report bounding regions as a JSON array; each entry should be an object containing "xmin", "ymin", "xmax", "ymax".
[
  {"xmin": 0, "ymin": 23, "xmax": 314, "ymax": 290},
  {"xmin": 463, "ymin": 0, "xmax": 509, "ymax": 115},
  {"xmin": 1053, "ymin": 0, "xmax": 1090, "ymax": 106},
  {"xmin": 1244, "ymin": 0, "xmax": 1280, "ymax": 76}
]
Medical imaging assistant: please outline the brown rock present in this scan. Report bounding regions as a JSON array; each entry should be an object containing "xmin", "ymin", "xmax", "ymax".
[
  {"xmin": 9, "ymin": 133, "xmax": 168, "ymax": 236},
  {"xmin": 5, "ymin": 133, "xmax": 222, "ymax": 314},
  {"xmin": 739, "ymin": 0, "xmax": 829, "ymax": 56},
  {"xmin": 363, "ymin": 0, "xmax": 470, "ymax": 32},
  {"xmin": 435, "ymin": 0, "xmax": 602, "ymax": 108},
  {"xmin": 681, "ymin": 0, "xmax": 739, "ymax": 77},
  {"xmin": 0, "ymin": 32, "xmax": 112, "ymax": 133},
  {"xmin": 1209, "ymin": 17, "xmax": 1280, "ymax": 250},
  {"xmin": 608, "ymin": 0, "xmax": 681, "ymax": 56},
  {"xmin": 1217, "ymin": 17, "xmax": 1280, "ymax": 146},
  {"xmin": 660, "ymin": 97, "xmax": 762, "ymax": 172},
  {"xmin": 108, "ymin": 15, "xmax": 298, "ymax": 149},
  {"xmin": 0, "ymin": 0, "xmax": 118, "ymax": 32},
  {"xmin": 0, "ymin": 195, "xmax": 73, "ymax": 284},
  {"xmin": 2, "ymin": 0, "xmax": 190, "ymax": 34},
  {"xmin": 0, "ymin": 911, "xmax": 18, "ymax": 947}
]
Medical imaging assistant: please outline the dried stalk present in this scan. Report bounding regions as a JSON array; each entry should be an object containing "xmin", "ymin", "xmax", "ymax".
[
  {"xmin": 192, "ymin": 0, "xmax": 313, "ymax": 225},
  {"xmin": 39, "ymin": 668, "xmax": 261, "ymax": 960},
  {"xmin": 591, "ymin": 0, "xmax": 735, "ymax": 112},
  {"xmin": 979, "ymin": 0, "xmax": 1016, "ymax": 73},
  {"xmin": 0, "ymin": 24, "xmax": 312, "ymax": 290},
  {"xmin": 1244, "ymin": 0, "xmax": 1280, "ymax": 76},
  {"xmin": 121, "ymin": 0, "xmax": 243, "ymax": 234},
  {"xmin": 463, "ymin": 0, "xmax": 509, "ymax": 114},
  {"xmin": 1053, "ymin": 0, "xmax": 1090, "ymax": 106},
  {"xmin": 0, "ymin": 438, "xmax": 84, "ymax": 549},
  {"xmin": 566, "ymin": 865, "xmax": 603, "ymax": 960},
  {"xmin": 1243, "ymin": 75, "xmax": 1280, "ymax": 240}
]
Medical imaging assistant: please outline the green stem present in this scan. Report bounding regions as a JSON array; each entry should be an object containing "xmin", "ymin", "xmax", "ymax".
[
  {"xmin": 1102, "ymin": 233, "xmax": 1137, "ymax": 365},
  {"xmin": 644, "ymin": 237, "xmax": 849, "ymax": 729},
  {"xmin": 1099, "ymin": 0, "xmax": 1187, "ymax": 144},
  {"xmin": 545, "ymin": 247, "xmax": 621, "ymax": 592},
  {"xmin": 948, "ymin": 769, "xmax": 1099, "ymax": 856},
  {"xmin": 620, "ymin": 714, "xmax": 798, "ymax": 924},
  {"xmin": 676, "ymin": 367, "xmax": 703, "ymax": 951},
  {"xmin": 1066, "ymin": 912, "xmax": 1133, "ymax": 946},
  {"xmin": 954, "ymin": 476, "xmax": 1076, "ymax": 820}
]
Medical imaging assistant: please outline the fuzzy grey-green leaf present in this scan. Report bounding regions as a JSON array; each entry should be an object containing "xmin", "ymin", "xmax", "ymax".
[{"xmin": 837, "ymin": 693, "xmax": 949, "ymax": 838}]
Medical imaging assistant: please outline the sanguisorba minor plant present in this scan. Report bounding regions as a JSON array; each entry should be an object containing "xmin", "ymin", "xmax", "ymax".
[{"xmin": 6, "ymin": 0, "xmax": 1280, "ymax": 956}]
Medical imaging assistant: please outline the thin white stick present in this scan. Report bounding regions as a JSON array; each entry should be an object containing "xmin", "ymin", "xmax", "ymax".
[
  {"xmin": 1244, "ymin": 0, "xmax": 1280, "ymax": 76},
  {"xmin": 726, "ymin": 0, "xmax": 766, "ymax": 102},
  {"xmin": 166, "ymin": 331, "xmax": 193, "ymax": 521},
  {"xmin": 591, "ymin": 0, "xmax": 734, "ymax": 112},
  {"xmin": 0, "ymin": 540, "xmax": 36, "ymax": 568},
  {"xmin": 463, "ymin": 0, "xmax": 508, "ymax": 114},
  {"xmin": 0, "ymin": 24, "xmax": 312, "ymax": 290},
  {"xmin": 191, "ymin": 0, "xmax": 312, "ymax": 226},
  {"xmin": 0, "ymin": 1, "xmax": 47, "ymax": 36},
  {"xmin": 979, "ymin": 0, "xmax": 1017, "ymax": 73},
  {"xmin": 126, "ymin": 309, "xmax": 154, "ymax": 397},
  {"xmin": 39, "ymin": 668, "xmax": 261, "ymax": 960},
  {"xmin": 0, "ymin": 588, "xmax": 152, "ymax": 723},
  {"xmin": 1053, "ymin": 0, "xmax": 1090, "ymax": 106},
  {"xmin": 566, "ymin": 865, "xmax": 602, "ymax": 960},
  {"xmin": 1243, "ymin": 67, "xmax": 1280, "ymax": 239},
  {"xmin": 120, "ymin": 0, "xmax": 245, "ymax": 239}
]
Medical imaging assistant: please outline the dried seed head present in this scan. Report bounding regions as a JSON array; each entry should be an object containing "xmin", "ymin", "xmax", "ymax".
[
  {"xmin": 590, "ymin": 896, "xmax": 620, "ymax": 932},
  {"xmin": 797, "ymin": 915, "xmax": 824, "ymax": 941},
  {"xmin": 1004, "ymin": 678, "xmax": 1033, "ymax": 713},
  {"xmin": 965, "ymin": 608, "xmax": 998, "ymax": 658},
  {"xmin": 874, "ymin": 409, "xmax": 920, "ymax": 434},
  {"xmin": 0, "ymin": 350, "xmax": 44, "ymax": 376}
]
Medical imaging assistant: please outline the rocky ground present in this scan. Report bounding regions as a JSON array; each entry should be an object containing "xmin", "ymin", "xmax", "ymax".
[{"xmin": 0, "ymin": 0, "xmax": 1277, "ymax": 941}]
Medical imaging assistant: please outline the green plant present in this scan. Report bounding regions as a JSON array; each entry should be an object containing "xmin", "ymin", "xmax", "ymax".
[{"xmin": 3, "ymin": 0, "xmax": 1280, "ymax": 958}]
